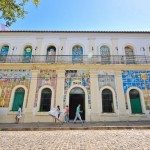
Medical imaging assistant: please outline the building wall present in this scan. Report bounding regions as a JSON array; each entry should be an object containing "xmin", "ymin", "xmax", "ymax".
[{"xmin": 0, "ymin": 32, "xmax": 150, "ymax": 122}]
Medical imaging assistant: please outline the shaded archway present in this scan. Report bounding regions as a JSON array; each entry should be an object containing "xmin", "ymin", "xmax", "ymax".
[
  {"xmin": 102, "ymin": 89, "xmax": 114, "ymax": 113},
  {"xmin": 125, "ymin": 45, "xmax": 135, "ymax": 64},
  {"xmin": 40, "ymin": 88, "xmax": 52, "ymax": 111},
  {"xmin": 12, "ymin": 87, "xmax": 25, "ymax": 111},
  {"xmin": 46, "ymin": 46, "xmax": 56, "ymax": 63},
  {"xmin": 129, "ymin": 89, "xmax": 142, "ymax": 114},
  {"xmin": 100, "ymin": 45, "xmax": 110, "ymax": 64},
  {"xmin": 69, "ymin": 87, "xmax": 85, "ymax": 120}
]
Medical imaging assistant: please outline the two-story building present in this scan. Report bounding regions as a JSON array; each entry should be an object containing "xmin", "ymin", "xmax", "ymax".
[{"xmin": 0, "ymin": 31, "xmax": 150, "ymax": 123}]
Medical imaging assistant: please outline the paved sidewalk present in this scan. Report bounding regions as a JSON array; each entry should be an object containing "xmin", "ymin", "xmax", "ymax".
[
  {"xmin": 0, "ymin": 130, "xmax": 150, "ymax": 150},
  {"xmin": 0, "ymin": 121, "xmax": 150, "ymax": 130}
]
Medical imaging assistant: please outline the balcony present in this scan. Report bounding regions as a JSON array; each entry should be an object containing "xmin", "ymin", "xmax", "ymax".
[{"xmin": 0, "ymin": 55, "xmax": 150, "ymax": 64}]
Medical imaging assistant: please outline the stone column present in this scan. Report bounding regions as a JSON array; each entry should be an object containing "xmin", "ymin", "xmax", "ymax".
[
  {"xmin": 55, "ymin": 70, "xmax": 65, "ymax": 110},
  {"xmin": 24, "ymin": 70, "xmax": 39, "ymax": 122},
  {"xmin": 115, "ymin": 71, "xmax": 128, "ymax": 120},
  {"xmin": 90, "ymin": 70, "xmax": 99, "ymax": 121}
]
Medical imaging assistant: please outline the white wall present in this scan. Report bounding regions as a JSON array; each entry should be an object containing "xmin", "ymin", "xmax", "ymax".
[{"xmin": 0, "ymin": 32, "xmax": 150, "ymax": 56}]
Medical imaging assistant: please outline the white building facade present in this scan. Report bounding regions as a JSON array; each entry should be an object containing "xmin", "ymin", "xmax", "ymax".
[{"xmin": 0, "ymin": 31, "xmax": 150, "ymax": 123}]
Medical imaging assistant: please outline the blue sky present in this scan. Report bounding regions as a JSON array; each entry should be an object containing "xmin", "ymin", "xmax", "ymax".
[{"xmin": 3, "ymin": 0, "xmax": 150, "ymax": 31}]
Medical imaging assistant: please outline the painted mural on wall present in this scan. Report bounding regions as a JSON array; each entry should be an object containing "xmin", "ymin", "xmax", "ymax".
[
  {"xmin": 0, "ymin": 70, "xmax": 31, "ymax": 107},
  {"xmin": 98, "ymin": 71, "xmax": 115, "ymax": 89},
  {"xmin": 122, "ymin": 70, "xmax": 150, "ymax": 110},
  {"xmin": 34, "ymin": 70, "xmax": 57, "ymax": 107},
  {"xmin": 98, "ymin": 71, "xmax": 117, "ymax": 109},
  {"xmin": 64, "ymin": 70, "xmax": 91, "ymax": 108}
]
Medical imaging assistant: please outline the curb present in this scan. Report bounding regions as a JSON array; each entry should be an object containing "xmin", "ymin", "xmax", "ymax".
[{"xmin": 1, "ymin": 126, "xmax": 150, "ymax": 131}]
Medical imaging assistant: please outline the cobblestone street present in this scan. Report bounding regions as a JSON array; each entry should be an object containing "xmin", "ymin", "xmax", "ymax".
[{"xmin": 0, "ymin": 130, "xmax": 150, "ymax": 150}]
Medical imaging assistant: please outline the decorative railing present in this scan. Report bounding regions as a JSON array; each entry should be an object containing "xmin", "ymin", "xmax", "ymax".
[{"xmin": 0, "ymin": 55, "xmax": 150, "ymax": 64}]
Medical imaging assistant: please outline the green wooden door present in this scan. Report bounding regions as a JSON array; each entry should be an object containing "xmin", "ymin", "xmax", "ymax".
[
  {"xmin": 12, "ymin": 88, "xmax": 25, "ymax": 111},
  {"xmin": 130, "ymin": 89, "xmax": 142, "ymax": 114},
  {"xmin": 130, "ymin": 98, "xmax": 142, "ymax": 114}
]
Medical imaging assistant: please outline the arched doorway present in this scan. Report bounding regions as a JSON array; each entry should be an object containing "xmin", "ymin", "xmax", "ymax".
[
  {"xmin": 40, "ymin": 88, "xmax": 52, "ymax": 111},
  {"xmin": 12, "ymin": 87, "xmax": 25, "ymax": 111},
  {"xmin": 46, "ymin": 46, "xmax": 56, "ymax": 63},
  {"xmin": 69, "ymin": 87, "xmax": 85, "ymax": 120},
  {"xmin": 102, "ymin": 89, "xmax": 114, "ymax": 113},
  {"xmin": 23, "ymin": 46, "xmax": 32, "ymax": 63},
  {"xmin": 72, "ymin": 45, "xmax": 83, "ymax": 63},
  {"xmin": 129, "ymin": 89, "xmax": 142, "ymax": 114},
  {"xmin": 100, "ymin": 45, "xmax": 110, "ymax": 64},
  {"xmin": 125, "ymin": 45, "xmax": 135, "ymax": 64},
  {"xmin": 0, "ymin": 45, "xmax": 9, "ymax": 62}
]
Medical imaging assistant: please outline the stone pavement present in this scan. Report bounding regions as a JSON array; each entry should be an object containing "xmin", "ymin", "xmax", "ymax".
[
  {"xmin": 0, "ymin": 130, "xmax": 150, "ymax": 150},
  {"xmin": 0, "ymin": 121, "xmax": 150, "ymax": 131}
]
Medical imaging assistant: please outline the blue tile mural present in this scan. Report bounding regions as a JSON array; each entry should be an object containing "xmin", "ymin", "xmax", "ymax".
[{"xmin": 122, "ymin": 70, "xmax": 150, "ymax": 110}]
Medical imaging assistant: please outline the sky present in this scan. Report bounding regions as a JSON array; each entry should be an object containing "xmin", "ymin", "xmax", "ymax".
[{"xmin": 2, "ymin": 0, "xmax": 150, "ymax": 31}]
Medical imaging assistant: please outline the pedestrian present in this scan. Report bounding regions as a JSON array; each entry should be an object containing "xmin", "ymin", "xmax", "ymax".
[
  {"xmin": 15, "ymin": 105, "xmax": 22, "ymax": 124},
  {"xmin": 65, "ymin": 105, "xmax": 69, "ymax": 123},
  {"xmin": 48, "ymin": 106, "xmax": 63, "ymax": 125},
  {"xmin": 57, "ymin": 105, "xmax": 60, "ymax": 118},
  {"xmin": 73, "ymin": 104, "xmax": 83, "ymax": 124}
]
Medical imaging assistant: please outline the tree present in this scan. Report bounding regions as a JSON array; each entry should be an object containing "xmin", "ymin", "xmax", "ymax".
[{"xmin": 0, "ymin": 0, "xmax": 40, "ymax": 26}]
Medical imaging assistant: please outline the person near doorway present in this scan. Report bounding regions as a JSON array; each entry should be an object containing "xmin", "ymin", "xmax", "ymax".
[
  {"xmin": 73, "ymin": 104, "xmax": 83, "ymax": 124},
  {"xmin": 57, "ymin": 105, "xmax": 60, "ymax": 118},
  {"xmin": 48, "ymin": 106, "xmax": 63, "ymax": 125},
  {"xmin": 65, "ymin": 105, "xmax": 69, "ymax": 123},
  {"xmin": 15, "ymin": 105, "xmax": 22, "ymax": 123}
]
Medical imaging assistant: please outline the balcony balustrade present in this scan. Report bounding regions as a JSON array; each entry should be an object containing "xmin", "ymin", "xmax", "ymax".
[{"xmin": 0, "ymin": 55, "xmax": 150, "ymax": 64}]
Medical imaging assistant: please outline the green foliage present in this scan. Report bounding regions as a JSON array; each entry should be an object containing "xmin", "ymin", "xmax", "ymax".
[{"xmin": 0, "ymin": 0, "xmax": 40, "ymax": 26}]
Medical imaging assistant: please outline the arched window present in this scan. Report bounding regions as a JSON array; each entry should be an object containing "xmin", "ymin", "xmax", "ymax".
[
  {"xmin": 102, "ymin": 89, "xmax": 114, "ymax": 113},
  {"xmin": 72, "ymin": 45, "xmax": 83, "ymax": 63},
  {"xmin": 12, "ymin": 88, "xmax": 25, "ymax": 111},
  {"xmin": 129, "ymin": 89, "xmax": 142, "ymax": 114},
  {"xmin": 125, "ymin": 46, "xmax": 135, "ymax": 64},
  {"xmin": 0, "ymin": 45, "xmax": 9, "ymax": 61},
  {"xmin": 46, "ymin": 46, "xmax": 56, "ymax": 63},
  {"xmin": 23, "ymin": 46, "xmax": 32, "ymax": 63},
  {"xmin": 40, "ymin": 88, "xmax": 52, "ymax": 111},
  {"xmin": 100, "ymin": 46, "xmax": 110, "ymax": 64}
]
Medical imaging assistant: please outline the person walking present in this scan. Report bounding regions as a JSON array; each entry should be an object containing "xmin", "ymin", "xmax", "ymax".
[
  {"xmin": 56, "ymin": 105, "xmax": 60, "ymax": 118},
  {"xmin": 15, "ymin": 105, "xmax": 22, "ymax": 123},
  {"xmin": 65, "ymin": 105, "xmax": 69, "ymax": 123},
  {"xmin": 73, "ymin": 104, "xmax": 83, "ymax": 124}
]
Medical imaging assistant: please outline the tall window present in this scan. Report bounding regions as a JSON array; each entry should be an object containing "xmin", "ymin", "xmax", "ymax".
[
  {"xmin": 129, "ymin": 89, "xmax": 142, "ymax": 114},
  {"xmin": 46, "ymin": 46, "xmax": 56, "ymax": 63},
  {"xmin": 72, "ymin": 45, "xmax": 83, "ymax": 63},
  {"xmin": 40, "ymin": 88, "xmax": 52, "ymax": 111},
  {"xmin": 12, "ymin": 88, "xmax": 25, "ymax": 111},
  {"xmin": 125, "ymin": 46, "xmax": 135, "ymax": 64},
  {"xmin": 0, "ymin": 45, "xmax": 9, "ymax": 61},
  {"xmin": 100, "ymin": 46, "xmax": 110, "ymax": 64},
  {"xmin": 23, "ymin": 46, "xmax": 32, "ymax": 63},
  {"xmin": 102, "ymin": 89, "xmax": 114, "ymax": 113}
]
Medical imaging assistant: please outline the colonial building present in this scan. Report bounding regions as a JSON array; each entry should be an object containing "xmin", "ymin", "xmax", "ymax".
[{"xmin": 0, "ymin": 31, "xmax": 150, "ymax": 123}]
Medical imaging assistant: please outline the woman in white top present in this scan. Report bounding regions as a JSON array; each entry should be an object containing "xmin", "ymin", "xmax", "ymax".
[{"xmin": 16, "ymin": 105, "xmax": 22, "ymax": 123}]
